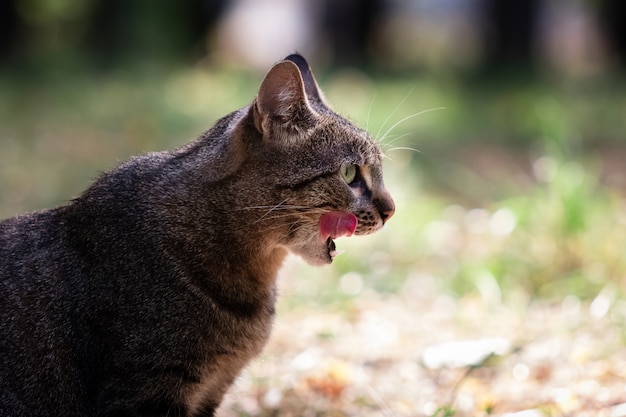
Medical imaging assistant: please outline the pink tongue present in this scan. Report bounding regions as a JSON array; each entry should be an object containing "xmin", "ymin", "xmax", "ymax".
[{"xmin": 319, "ymin": 212, "xmax": 358, "ymax": 240}]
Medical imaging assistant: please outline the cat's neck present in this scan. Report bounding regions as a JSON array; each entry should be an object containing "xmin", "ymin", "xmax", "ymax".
[{"xmin": 165, "ymin": 231, "xmax": 285, "ymax": 315}]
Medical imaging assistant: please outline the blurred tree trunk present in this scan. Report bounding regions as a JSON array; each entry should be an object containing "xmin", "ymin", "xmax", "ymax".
[
  {"xmin": 321, "ymin": 0, "xmax": 384, "ymax": 68},
  {"xmin": 86, "ymin": 0, "xmax": 227, "ymax": 68},
  {"xmin": 0, "ymin": 0, "xmax": 18, "ymax": 64},
  {"xmin": 599, "ymin": 0, "xmax": 626, "ymax": 69},
  {"xmin": 483, "ymin": 0, "xmax": 540, "ymax": 74}
]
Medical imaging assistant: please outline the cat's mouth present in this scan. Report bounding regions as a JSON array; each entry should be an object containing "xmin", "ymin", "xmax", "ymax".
[
  {"xmin": 319, "ymin": 211, "xmax": 358, "ymax": 261},
  {"xmin": 325, "ymin": 237, "xmax": 342, "ymax": 258}
]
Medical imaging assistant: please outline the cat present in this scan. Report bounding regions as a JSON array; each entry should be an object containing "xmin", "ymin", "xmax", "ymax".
[{"xmin": 0, "ymin": 54, "xmax": 394, "ymax": 417}]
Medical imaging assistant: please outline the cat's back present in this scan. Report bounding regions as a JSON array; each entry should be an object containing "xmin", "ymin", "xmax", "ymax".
[
  {"xmin": 0, "ymin": 209, "xmax": 92, "ymax": 416},
  {"xmin": 0, "ymin": 208, "xmax": 80, "ymax": 302},
  {"xmin": 0, "ymin": 205, "xmax": 87, "ymax": 289}
]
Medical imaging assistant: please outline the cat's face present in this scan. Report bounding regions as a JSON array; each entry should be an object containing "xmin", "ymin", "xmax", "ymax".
[
  {"xmin": 271, "ymin": 121, "xmax": 394, "ymax": 266},
  {"xmin": 246, "ymin": 55, "xmax": 394, "ymax": 266}
]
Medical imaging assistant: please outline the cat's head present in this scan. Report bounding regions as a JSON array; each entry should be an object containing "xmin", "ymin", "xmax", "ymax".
[{"xmin": 235, "ymin": 54, "xmax": 395, "ymax": 266}]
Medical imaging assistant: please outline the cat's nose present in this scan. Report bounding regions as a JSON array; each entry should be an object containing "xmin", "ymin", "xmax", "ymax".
[
  {"xmin": 381, "ymin": 206, "xmax": 395, "ymax": 223},
  {"xmin": 375, "ymin": 191, "xmax": 395, "ymax": 224}
]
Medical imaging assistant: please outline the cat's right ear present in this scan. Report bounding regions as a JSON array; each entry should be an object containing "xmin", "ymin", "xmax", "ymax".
[{"xmin": 253, "ymin": 60, "xmax": 317, "ymax": 142}]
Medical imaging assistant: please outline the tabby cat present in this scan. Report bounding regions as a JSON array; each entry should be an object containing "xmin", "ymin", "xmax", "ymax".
[{"xmin": 0, "ymin": 54, "xmax": 394, "ymax": 416}]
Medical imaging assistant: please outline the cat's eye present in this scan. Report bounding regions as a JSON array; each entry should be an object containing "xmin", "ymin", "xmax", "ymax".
[{"xmin": 340, "ymin": 163, "xmax": 357, "ymax": 184}]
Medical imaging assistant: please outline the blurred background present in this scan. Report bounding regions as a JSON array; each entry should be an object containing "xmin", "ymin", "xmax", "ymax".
[
  {"xmin": 2, "ymin": 0, "xmax": 626, "ymax": 300},
  {"xmin": 3, "ymin": 1, "xmax": 626, "ymax": 415}
]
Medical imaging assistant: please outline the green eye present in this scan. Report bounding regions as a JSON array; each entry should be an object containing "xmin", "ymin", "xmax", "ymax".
[{"xmin": 340, "ymin": 163, "xmax": 357, "ymax": 184}]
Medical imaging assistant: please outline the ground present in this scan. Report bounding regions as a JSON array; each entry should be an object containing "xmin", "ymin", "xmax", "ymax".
[{"xmin": 218, "ymin": 258, "xmax": 626, "ymax": 417}]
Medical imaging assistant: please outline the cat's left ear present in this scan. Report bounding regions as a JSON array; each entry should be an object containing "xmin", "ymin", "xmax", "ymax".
[
  {"xmin": 284, "ymin": 54, "xmax": 326, "ymax": 106},
  {"xmin": 253, "ymin": 59, "xmax": 318, "ymax": 142}
]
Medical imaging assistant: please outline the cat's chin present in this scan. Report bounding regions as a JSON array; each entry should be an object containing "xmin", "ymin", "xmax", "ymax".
[{"xmin": 291, "ymin": 237, "xmax": 345, "ymax": 266}]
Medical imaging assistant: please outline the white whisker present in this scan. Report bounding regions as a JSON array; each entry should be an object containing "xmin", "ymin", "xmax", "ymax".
[
  {"xmin": 255, "ymin": 199, "xmax": 292, "ymax": 223},
  {"xmin": 273, "ymin": 220, "xmax": 315, "ymax": 243},
  {"xmin": 375, "ymin": 84, "xmax": 417, "ymax": 140},
  {"xmin": 237, "ymin": 203, "xmax": 308, "ymax": 211},
  {"xmin": 365, "ymin": 91, "xmax": 378, "ymax": 133},
  {"xmin": 378, "ymin": 107, "xmax": 445, "ymax": 145},
  {"xmin": 383, "ymin": 146, "xmax": 424, "ymax": 161},
  {"xmin": 248, "ymin": 204, "xmax": 329, "ymax": 225},
  {"xmin": 387, "ymin": 146, "xmax": 423, "ymax": 154},
  {"xmin": 379, "ymin": 133, "xmax": 414, "ymax": 148}
]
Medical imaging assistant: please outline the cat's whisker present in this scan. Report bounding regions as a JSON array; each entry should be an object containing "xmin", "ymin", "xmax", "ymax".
[
  {"xmin": 287, "ymin": 219, "xmax": 312, "ymax": 235},
  {"xmin": 365, "ymin": 91, "xmax": 378, "ymax": 133},
  {"xmin": 387, "ymin": 146, "xmax": 423, "ymax": 154},
  {"xmin": 382, "ymin": 146, "xmax": 424, "ymax": 161},
  {"xmin": 260, "ymin": 223, "xmax": 292, "ymax": 236},
  {"xmin": 255, "ymin": 213, "xmax": 299, "ymax": 224},
  {"xmin": 256, "ymin": 201, "xmax": 290, "ymax": 223},
  {"xmin": 374, "ymin": 84, "xmax": 417, "ymax": 141},
  {"xmin": 253, "ymin": 206, "xmax": 328, "ymax": 215},
  {"xmin": 379, "ymin": 132, "xmax": 414, "ymax": 148},
  {"xmin": 240, "ymin": 199, "xmax": 311, "ymax": 224},
  {"xmin": 238, "ymin": 202, "xmax": 306, "ymax": 211},
  {"xmin": 270, "ymin": 220, "xmax": 315, "ymax": 243},
  {"xmin": 252, "ymin": 207, "xmax": 329, "ymax": 225},
  {"xmin": 377, "ymin": 107, "xmax": 445, "ymax": 145},
  {"xmin": 258, "ymin": 210, "xmax": 325, "ymax": 224},
  {"xmin": 238, "ymin": 204, "xmax": 309, "ymax": 210},
  {"xmin": 257, "ymin": 211, "xmax": 321, "ymax": 234}
]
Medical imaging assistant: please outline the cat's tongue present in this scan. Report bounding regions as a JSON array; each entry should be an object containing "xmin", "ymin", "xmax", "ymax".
[{"xmin": 319, "ymin": 211, "xmax": 358, "ymax": 240}]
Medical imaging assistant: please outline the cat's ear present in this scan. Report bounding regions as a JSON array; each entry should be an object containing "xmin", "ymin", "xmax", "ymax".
[
  {"xmin": 284, "ymin": 54, "xmax": 326, "ymax": 106},
  {"xmin": 253, "ymin": 59, "xmax": 318, "ymax": 141}
]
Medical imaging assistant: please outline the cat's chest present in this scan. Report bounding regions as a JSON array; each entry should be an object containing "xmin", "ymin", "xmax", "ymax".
[
  {"xmin": 183, "ymin": 309, "xmax": 274, "ymax": 413},
  {"xmin": 184, "ymin": 353, "xmax": 255, "ymax": 414}
]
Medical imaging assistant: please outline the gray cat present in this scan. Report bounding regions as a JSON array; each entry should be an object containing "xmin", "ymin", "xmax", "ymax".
[{"xmin": 0, "ymin": 54, "xmax": 394, "ymax": 416}]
